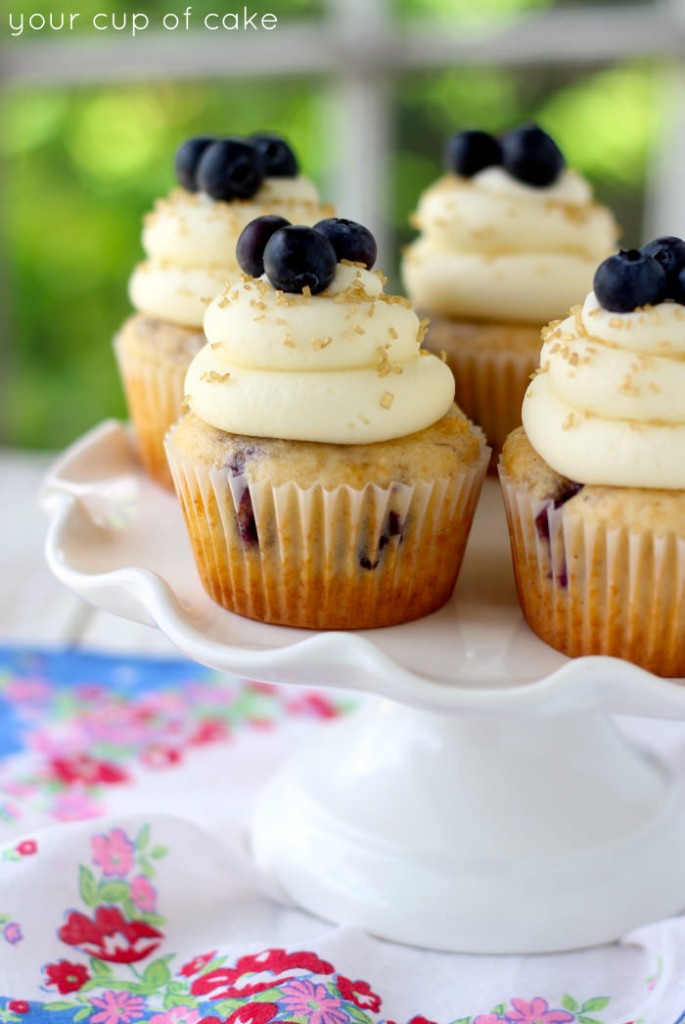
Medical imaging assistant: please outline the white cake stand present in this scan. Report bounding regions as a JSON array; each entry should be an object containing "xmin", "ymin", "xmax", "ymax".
[{"xmin": 42, "ymin": 420, "xmax": 685, "ymax": 954}]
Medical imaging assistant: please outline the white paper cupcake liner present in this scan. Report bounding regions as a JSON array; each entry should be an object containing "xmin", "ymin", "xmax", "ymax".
[
  {"xmin": 448, "ymin": 345, "xmax": 537, "ymax": 455},
  {"xmin": 114, "ymin": 332, "xmax": 191, "ymax": 490},
  {"xmin": 499, "ymin": 464, "xmax": 685, "ymax": 678},
  {"xmin": 165, "ymin": 425, "xmax": 489, "ymax": 629},
  {"xmin": 423, "ymin": 316, "xmax": 539, "ymax": 456}
]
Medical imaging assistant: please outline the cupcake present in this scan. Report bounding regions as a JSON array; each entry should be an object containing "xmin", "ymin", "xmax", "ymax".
[
  {"xmin": 402, "ymin": 124, "xmax": 619, "ymax": 455},
  {"xmin": 115, "ymin": 133, "xmax": 333, "ymax": 488},
  {"xmin": 165, "ymin": 216, "xmax": 489, "ymax": 629},
  {"xmin": 499, "ymin": 237, "xmax": 685, "ymax": 677}
]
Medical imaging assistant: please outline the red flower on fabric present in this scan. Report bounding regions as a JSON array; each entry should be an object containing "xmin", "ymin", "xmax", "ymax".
[
  {"xmin": 337, "ymin": 976, "xmax": 382, "ymax": 1012},
  {"xmin": 140, "ymin": 745, "xmax": 182, "ymax": 769},
  {"xmin": 8, "ymin": 1002, "xmax": 30, "ymax": 1014},
  {"xmin": 197, "ymin": 1013, "xmax": 281, "ymax": 1024},
  {"xmin": 44, "ymin": 960, "xmax": 90, "ymax": 994},
  {"xmin": 286, "ymin": 693, "xmax": 339, "ymax": 720},
  {"xmin": 191, "ymin": 948, "xmax": 334, "ymax": 1000},
  {"xmin": 15, "ymin": 840, "xmax": 37, "ymax": 856},
  {"xmin": 189, "ymin": 721, "xmax": 230, "ymax": 745},
  {"xmin": 226, "ymin": 1005, "xmax": 279, "ymax": 1024},
  {"xmin": 408, "ymin": 1017, "xmax": 439, "ymax": 1024},
  {"xmin": 50, "ymin": 755, "xmax": 128, "ymax": 787},
  {"xmin": 179, "ymin": 952, "xmax": 217, "ymax": 977},
  {"xmin": 58, "ymin": 906, "xmax": 163, "ymax": 963}
]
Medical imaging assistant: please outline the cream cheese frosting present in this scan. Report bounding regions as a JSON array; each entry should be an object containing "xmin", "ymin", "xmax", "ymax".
[
  {"xmin": 129, "ymin": 178, "xmax": 333, "ymax": 329},
  {"xmin": 185, "ymin": 263, "xmax": 455, "ymax": 444},
  {"xmin": 402, "ymin": 167, "xmax": 619, "ymax": 324},
  {"xmin": 522, "ymin": 292, "xmax": 685, "ymax": 489}
]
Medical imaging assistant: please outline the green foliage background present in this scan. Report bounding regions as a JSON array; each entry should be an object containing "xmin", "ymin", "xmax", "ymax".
[{"xmin": 1, "ymin": 0, "xmax": 669, "ymax": 448}]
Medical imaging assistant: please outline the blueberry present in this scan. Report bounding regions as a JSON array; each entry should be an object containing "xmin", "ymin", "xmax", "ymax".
[
  {"xmin": 500, "ymin": 124, "xmax": 565, "ymax": 188},
  {"xmin": 196, "ymin": 138, "xmax": 264, "ymax": 201},
  {"xmin": 674, "ymin": 264, "xmax": 685, "ymax": 305},
  {"xmin": 535, "ymin": 482, "xmax": 583, "ymax": 589},
  {"xmin": 249, "ymin": 133, "xmax": 299, "ymax": 177},
  {"xmin": 380, "ymin": 510, "xmax": 404, "ymax": 548},
  {"xmin": 237, "ymin": 215, "xmax": 291, "ymax": 277},
  {"xmin": 359, "ymin": 511, "xmax": 404, "ymax": 570},
  {"xmin": 641, "ymin": 236, "xmax": 685, "ymax": 296},
  {"xmin": 535, "ymin": 482, "xmax": 583, "ymax": 541},
  {"xmin": 593, "ymin": 249, "xmax": 668, "ymax": 313},
  {"xmin": 226, "ymin": 444, "xmax": 260, "ymax": 478},
  {"xmin": 174, "ymin": 136, "xmax": 216, "ymax": 192},
  {"xmin": 236, "ymin": 487, "xmax": 259, "ymax": 547},
  {"xmin": 444, "ymin": 130, "xmax": 502, "ymax": 178},
  {"xmin": 263, "ymin": 225, "xmax": 337, "ymax": 294},
  {"xmin": 313, "ymin": 217, "xmax": 377, "ymax": 269}
]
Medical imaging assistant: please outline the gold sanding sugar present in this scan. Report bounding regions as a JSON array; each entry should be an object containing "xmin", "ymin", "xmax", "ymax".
[{"xmin": 201, "ymin": 371, "xmax": 231, "ymax": 383}]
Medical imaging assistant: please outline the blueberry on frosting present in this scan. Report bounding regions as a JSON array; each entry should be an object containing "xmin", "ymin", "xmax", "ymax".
[
  {"xmin": 313, "ymin": 217, "xmax": 377, "ymax": 269},
  {"xmin": 263, "ymin": 225, "xmax": 337, "ymax": 294},
  {"xmin": 237, "ymin": 215, "xmax": 291, "ymax": 277},
  {"xmin": 442, "ymin": 123, "xmax": 565, "ymax": 188},
  {"xmin": 593, "ymin": 249, "xmax": 667, "ymax": 313},
  {"xmin": 196, "ymin": 138, "xmax": 264, "ymax": 201},
  {"xmin": 175, "ymin": 131, "xmax": 299, "ymax": 196},
  {"xmin": 673, "ymin": 264, "xmax": 685, "ymax": 305},
  {"xmin": 249, "ymin": 133, "xmax": 299, "ymax": 177},
  {"xmin": 500, "ymin": 124, "xmax": 565, "ymax": 188},
  {"xmin": 174, "ymin": 136, "xmax": 216, "ymax": 192},
  {"xmin": 444, "ymin": 130, "xmax": 502, "ymax": 178},
  {"xmin": 641, "ymin": 236, "xmax": 685, "ymax": 295},
  {"xmin": 237, "ymin": 216, "xmax": 379, "ymax": 295}
]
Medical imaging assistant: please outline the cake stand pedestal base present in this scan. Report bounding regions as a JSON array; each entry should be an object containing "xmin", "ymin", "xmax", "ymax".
[{"xmin": 251, "ymin": 697, "xmax": 685, "ymax": 953}]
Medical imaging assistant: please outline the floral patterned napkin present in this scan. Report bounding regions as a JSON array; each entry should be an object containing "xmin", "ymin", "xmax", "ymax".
[{"xmin": 1, "ymin": 647, "xmax": 684, "ymax": 1024}]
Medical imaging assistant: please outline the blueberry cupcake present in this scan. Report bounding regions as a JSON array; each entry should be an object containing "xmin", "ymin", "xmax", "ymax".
[
  {"xmin": 402, "ymin": 124, "xmax": 619, "ymax": 455},
  {"xmin": 115, "ymin": 133, "xmax": 333, "ymax": 488},
  {"xmin": 499, "ymin": 237, "xmax": 685, "ymax": 677},
  {"xmin": 165, "ymin": 217, "xmax": 489, "ymax": 629}
]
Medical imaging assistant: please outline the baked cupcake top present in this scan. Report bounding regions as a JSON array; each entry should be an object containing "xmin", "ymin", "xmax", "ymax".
[
  {"xmin": 402, "ymin": 124, "xmax": 619, "ymax": 324},
  {"xmin": 523, "ymin": 237, "xmax": 685, "ymax": 489},
  {"xmin": 129, "ymin": 133, "xmax": 333, "ymax": 330},
  {"xmin": 184, "ymin": 216, "xmax": 455, "ymax": 444}
]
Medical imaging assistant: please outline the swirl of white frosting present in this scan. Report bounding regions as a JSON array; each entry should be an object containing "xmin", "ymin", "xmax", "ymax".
[
  {"xmin": 522, "ymin": 292, "xmax": 685, "ymax": 488},
  {"xmin": 185, "ymin": 263, "xmax": 455, "ymax": 444},
  {"xmin": 129, "ymin": 178, "xmax": 333, "ymax": 329},
  {"xmin": 402, "ymin": 167, "xmax": 618, "ymax": 324}
]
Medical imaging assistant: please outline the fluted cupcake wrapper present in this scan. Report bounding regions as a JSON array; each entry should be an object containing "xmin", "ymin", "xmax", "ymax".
[
  {"xmin": 165, "ymin": 426, "xmax": 489, "ymax": 629},
  {"xmin": 423, "ymin": 316, "xmax": 540, "ymax": 457},
  {"xmin": 114, "ymin": 332, "xmax": 191, "ymax": 490},
  {"xmin": 499, "ymin": 464, "xmax": 685, "ymax": 678}
]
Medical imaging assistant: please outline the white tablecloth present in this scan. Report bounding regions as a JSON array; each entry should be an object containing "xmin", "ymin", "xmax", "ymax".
[{"xmin": 1, "ymin": 647, "xmax": 684, "ymax": 1024}]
